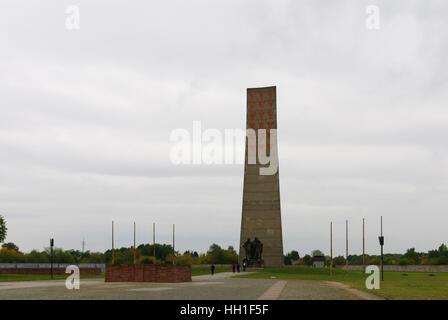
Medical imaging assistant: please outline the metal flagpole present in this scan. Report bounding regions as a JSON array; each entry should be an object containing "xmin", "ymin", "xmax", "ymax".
[
  {"xmin": 172, "ymin": 224, "xmax": 175, "ymax": 265},
  {"xmin": 330, "ymin": 222, "xmax": 333, "ymax": 276},
  {"xmin": 153, "ymin": 222, "xmax": 156, "ymax": 262},
  {"xmin": 111, "ymin": 221, "xmax": 115, "ymax": 264},
  {"xmin": 363, "ymin": 218, "xmax": 366, "ymax": 274},
  {"xmin": 133, "ymin": 221, "xmax": 136, "ymax": 264}
]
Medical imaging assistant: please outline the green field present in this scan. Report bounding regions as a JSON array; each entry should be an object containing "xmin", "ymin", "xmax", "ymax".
[
  {"xmin": 191, "ymin": 265, "xmax": 232, "ymax": 276},
  {"xmin": 235, "ymin": 266, "xmax": 448, "ymax": 300}
]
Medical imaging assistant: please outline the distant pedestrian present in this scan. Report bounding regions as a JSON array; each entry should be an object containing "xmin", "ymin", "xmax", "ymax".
[
  {"xmin": 211, "ymin": 264, "xmax": 215, "ymax": 276},
  {"xmin": 243, "ymin": 260, "xmax": 247, "ymax": 271},
  {"xmin": 237, "ymin": 263, "xmax": 240, "ymax": 273},
  {"xmin": 232, "ymin": 263, "xmax": 236, "ymax": 273}
]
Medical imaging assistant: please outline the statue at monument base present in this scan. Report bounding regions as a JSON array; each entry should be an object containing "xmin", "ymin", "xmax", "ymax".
[{"xmin": 242, "ymin": 237, "xmax": 264, "ymax": 268}]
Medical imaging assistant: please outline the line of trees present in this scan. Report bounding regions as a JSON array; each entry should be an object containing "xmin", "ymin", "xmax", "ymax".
[
  {"xmin": 344, "ymin": 244, "xmax": 448, "ymax": 266},
  {"xmin": 2, "ymin": 242, "xmax": 447, "ymax": 266},
  {"xmin": 0, "ymin": 242, "xmax": 238, "ymax": 265},
  {"xmin": 284, "ymin": 244, "xmax": 448, "ymax": 266},
  {"xmin": 0, "ymin": 216, "xmax": 238, "ymax": 264}
]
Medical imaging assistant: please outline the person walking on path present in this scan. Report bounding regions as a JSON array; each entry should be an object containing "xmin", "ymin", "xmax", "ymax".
[
  {"xmin": 237, "ymin": 263, "xmax": 240, "ymax": 273},
  {"xmin": 211, "ymin": 264, "xmax": 215, "ymax": 276},
  {"xmin": 232, "ymin": 263, "xmax": 236, "ymax": 273},
  {"xmin": 243, "ymin": 260, "xmax": 247, "ymax": 272}
]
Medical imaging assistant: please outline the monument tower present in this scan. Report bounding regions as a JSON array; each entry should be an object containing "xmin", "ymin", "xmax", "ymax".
[{"xmin": 239, "ymin": 86, "xmax": 284, "ymax": 267}]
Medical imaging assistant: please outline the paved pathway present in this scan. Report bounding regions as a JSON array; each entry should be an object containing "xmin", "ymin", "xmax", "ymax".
[
  {"xmin": 258, "ymin": 280, "xmax": 287, "ymax": 300},
  {"xmin": 0, "ymin": 273, "xmax": 382, "ymax": 300}
]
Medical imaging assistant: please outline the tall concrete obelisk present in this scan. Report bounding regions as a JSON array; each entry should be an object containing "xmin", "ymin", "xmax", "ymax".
[{"xmin": 239, "ymin": 86, "xmax": 284, "ymax": 267}]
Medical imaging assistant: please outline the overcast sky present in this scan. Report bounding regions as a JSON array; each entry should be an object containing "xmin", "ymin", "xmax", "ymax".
[{"xmin": 1, "ymin": 0, "xmax": 447, "ymax": 257}]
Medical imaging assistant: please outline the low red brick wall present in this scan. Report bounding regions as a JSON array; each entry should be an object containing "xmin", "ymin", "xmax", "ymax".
[
  {"xmin": 0, "ymin": 268, "xmax": 102, "ymax": 275},
  {"xmin": 105, "ymin": 264, "xmax": 191, "ymax": 282}
]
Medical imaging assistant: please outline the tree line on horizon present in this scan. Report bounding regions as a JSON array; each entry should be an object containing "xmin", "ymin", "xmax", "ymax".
[
  {"xmin": 1, "ymin": 215, "xmax": 447, "ymax": 265},
  {"xmin": 1, "ymin": 241, "xmax": 447, "ymax": 266},
  {"xmin": 0, "ymin": 242, "xmax": 238, "ymax": 265},
  {"xmin": 284, "ymin": 244, "xmax": 448, "ymax": 266}
]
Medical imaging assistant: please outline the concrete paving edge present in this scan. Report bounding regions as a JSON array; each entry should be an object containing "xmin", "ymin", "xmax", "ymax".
[{"xmin": 257, "ymin": 280, "xmax": 287, "ymax": 300}]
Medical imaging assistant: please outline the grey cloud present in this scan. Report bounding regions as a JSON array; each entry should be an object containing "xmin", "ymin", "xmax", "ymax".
[{"xmin": 0, "ymin": 0, "xmax": 447, "ymax": 256}]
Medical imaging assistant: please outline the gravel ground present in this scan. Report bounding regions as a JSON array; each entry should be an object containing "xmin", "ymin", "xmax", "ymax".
[
  {"xmin": 0, "ymin": 272, "xmax": 378, "ymax": 300},
  {"xmin": 0, "ymin": 272, "xmax": 276, "ymax": 300},
  {"xmin": 279, "ymin": 280, "xmax": 363, "ymax": 300}
]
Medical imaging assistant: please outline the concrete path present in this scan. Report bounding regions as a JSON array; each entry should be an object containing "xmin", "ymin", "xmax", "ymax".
[
  {"xmin": 258, "ymin": 280, "xmax": 287, "ymax": 300},
  {"xmin": 0, "ymin": 273, "xmax": 382, "ymax": 300}
]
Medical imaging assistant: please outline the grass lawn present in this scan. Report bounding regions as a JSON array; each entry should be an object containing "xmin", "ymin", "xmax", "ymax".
[
  {"xmin": 235, "ymin": 266, "xmax": 448, "ymax": 300},
  {"xmin": 191, "ymin": 265, "xmax": 232, "ymax": 276},
  {"xmin": 0, "ymin": 273, "xmax": 105, "ymax": 282}
]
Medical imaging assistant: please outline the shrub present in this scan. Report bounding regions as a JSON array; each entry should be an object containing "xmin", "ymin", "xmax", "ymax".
[
  {"xmin": 175, "ymin": 254, "xmax": 197, "ymax": 265},
  {"xmin": 398, "ymin": 258, "xmax": 412, "ymax": 266},
  {"xmin": 333, "ymin": 256, "xmax": 346, "ymax": 265},
  {"xmin": 0, "ymin": 247, "xmax": 25, "ymax": 263},
  {"xmin": 25, "ymin": 250, "xmax": 50, "ymax": 263},
  {"xmin": 138, "ymin": 256, "xmax": 154, "ymax": 264}
]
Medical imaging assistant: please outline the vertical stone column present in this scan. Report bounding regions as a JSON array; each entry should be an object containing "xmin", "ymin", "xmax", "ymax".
[{"xmin": 239, "ymin": 86, "xmax": 284, "ymax": 267}]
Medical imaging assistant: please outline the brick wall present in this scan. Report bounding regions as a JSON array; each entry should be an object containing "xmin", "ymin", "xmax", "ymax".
[
  {"xmin": 105, "ymin": 264, "xmax": 191, "ymax": 282},
  {"xmin": 0, "ymin": 268, "xmax": 102, "ymax": 275}
]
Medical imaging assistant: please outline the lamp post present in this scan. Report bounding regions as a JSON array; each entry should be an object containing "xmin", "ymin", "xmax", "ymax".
[
  {"xmin": 345, "ymin": 220, "xmax": 349, "ymax": 274},
  {"xmin": 50, "ymin": 238, "xmax": 54, "ymax": 280},
  {"xmin": 378, "ymin": 216, "xmax": 384, "ymax": 281}
]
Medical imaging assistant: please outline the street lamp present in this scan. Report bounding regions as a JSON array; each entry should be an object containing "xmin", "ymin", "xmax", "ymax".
[
  {"xmin": 50, "ymin": 238, "xmax": 54, "ymax": 280},
  {"xmin": 378, "ymin": 216, "xmax": 384, "ymax": 281}
]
